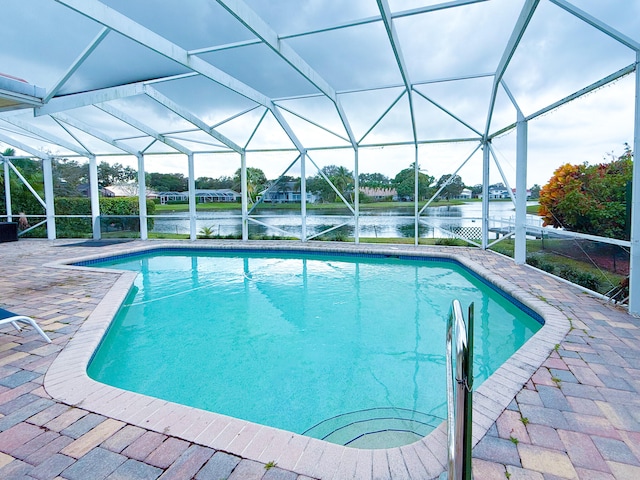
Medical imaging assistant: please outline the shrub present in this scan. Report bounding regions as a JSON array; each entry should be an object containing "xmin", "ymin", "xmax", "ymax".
[
  {"xmin": 527, "ymin": 253, "xmax": 601, "ymax": 292},
  {"xmin": 43, "ymin": 196, "xmax": 157, "ymax": 238},
  {"xmin": 100, "ymin": 197, "xmax": 155, "ymax": 234},
  {"xmin": 435, "ymin": 237, "xmax": 467, "ymax": 246}
]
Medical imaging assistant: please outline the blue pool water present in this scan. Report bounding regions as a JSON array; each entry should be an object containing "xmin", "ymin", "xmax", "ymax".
[{"xmin": 86, "ymin": 249, "xmax": 541, "ymax": 448}]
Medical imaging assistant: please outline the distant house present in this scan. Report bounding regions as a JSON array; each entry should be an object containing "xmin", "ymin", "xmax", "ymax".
[
  {"xmin": 512, "ymin": 188, "xmax": 532, "ymax": 198},
  {"xmin": 488, "ymin": 187, "xmax": 510, "ymax": 199},
  {"xmin": 154, "ymin": 191, "xmax": 187, "ymax": 203},
  {"xmin": 77, "ymin": 183, "xmax": 99, "ymax": 197},
  {"xmin": 258, "ymin": 182, "xmax": 316, "ymax": 203},
  {"xmin": 195, "ymin": 189, "xmax": 240, "ymax": 203},
  {"xmin": 456, "ymin": 188, "xmax": 472, "ymax": 199},
  {"xmin": 482, "ymin": 187, "xmax": 532, "ymax": 199},
  {"xmin": 103, "ymin": 183, "xmax": 154, "ymax": 198},
  {"xmin": 360, "ymin": 187, "xmax": 396, "ymax": 201},
  {"xmin": 153, "ymin": 189, "xmax": 240, "ymax": 204}
]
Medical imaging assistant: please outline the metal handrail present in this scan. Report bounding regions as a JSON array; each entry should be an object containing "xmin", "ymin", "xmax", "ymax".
[{"xmin": 446, "ymin": 299, "xmax": 474, "ymax": 480}]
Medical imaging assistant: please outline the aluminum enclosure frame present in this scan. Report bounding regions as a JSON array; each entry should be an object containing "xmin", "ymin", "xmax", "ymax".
[{"xmin": 0, "ymin": 0, "xmax": 639, "ymax": 312}]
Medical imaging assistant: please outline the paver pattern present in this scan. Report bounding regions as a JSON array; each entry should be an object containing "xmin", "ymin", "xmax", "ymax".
[{"xmin": 0, "ymin": 239, "xmax": 638, "ymax": 479}]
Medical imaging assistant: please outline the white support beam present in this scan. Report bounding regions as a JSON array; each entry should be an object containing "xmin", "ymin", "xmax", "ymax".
[
  {"xmin": 215, "ymin": 0, "xmax": 335, "ymax": 102},
  {"xmin": 51, "ymin": 113, "xmax": 140, "ymax": 155},
  {"xmin": 414, "ymin": 146, "xmax": 419, "ymax": 246},
  {"xmin": 413, "ymin": 88, "xmax": 483, "ymax": 137},
  {"xmin": 482, "ymin": 142, "xmax": 490, "ymax": 249},
  {"xmin": 548, "ymin": 0, "xmax": 640, "ymax": 52},
  {"xmin": 54, "ymin": 0, "xmax": 310, "ymax": 163},
  {"xmin": 392, "ymin": 0, "xmax": 489, "ymax": 19},
  {"xmin": 213, "ymin": 0, "xmax": 358, "ymax": 147},
  {"xmin": 514, "ymin": 114, "xmax": 528, "ymax": 264},
  {"xmin": 37, "ymin": 82, "xmax": 146, "ymax": 116},
  {"xmin": 54, "ymin": 0, "xmax": 311, "ymax": 164},
  {"xmin": 55, "ymin": 0, "xmax": 272, "ymax": 108},
  {"xmin": 377, "ymin": 0, "xmax": 418, "ymax": 143},
  {"xmin": 88, "ymin": 156, "xmax": 101, "ymax": 239},
  {"xmin": 278, "ymin": 0, "xmax": 487, "ymax": 41},
  {"xmin": 484, "ymin": 0, "xmax": 539, "ymax": 138},
  {"xmin": 42, "ymin": 157, "xmax": 56, "ymax": 240},
  {"xmin": 524, "ymin": 64, "xmax": 636, "ymax": 123},
  {"xmin": 44, "ymin": 27, "xmax": 111, "ymax": 103},
  {"xmin": 489, "ymin": 145, "xmax": 517, "ymax": 206},
  {"xmin": 629, "ymin": 55, "xmax": 640, "ymax": 315},
  {"xmin": 0, "ymin": 133, "xmax": 50, "ymax": 161},
  {"xmin": 6, "ymin": 160, "xmax": 46, "ymax": 209},
  {"xmin": 137, "ymin": 154, "xmax": 148, "ymax": 240},
  {"xmin": 241, "ymin": 152, "xmax": 248, "ymax": 241},
  {"xmin": 269, "ymin": 107, "xmax": 306, "ymax": 153},
  {"xmin": 96, "ymin": 104, "xmax": 193, "ymax": 155},
  {"xmin": 0, "ymin": 134, "xmax": 51, "ymax": 212},
  {"xmin": 3, "ymin": 157, "xmax": 11, "ymax": 222},
  {"xmin": 358, "ymin": 90, "xmax": 406, "ymax": 145},
  {"xmin": 420, "ymin": 143, "xmax": 482, "ymax": 214},
  {"xmin": 307, "ymin": 153, "xmax": 355, "ymax": 215},
  {"xmin": 300, "ymin": 151, "xmax": 307, "ymax": 242},
  {"xmin": 274, "ymin": 103, "xmax": 350, "ymax": 144},
  {"xmin": 188, "ymin": 153, "xmax": 197, "ymax": 241},
  {"xmin": 143, "ymin": 85, "xmax": 243, "ymax": 153},
  {"xmin": 354, "ymin": 147, "xmax": 359, "ymax": 244},
  {"xmin": 1, "ymin": 117, "xmax": 91, "ymax": 157}
]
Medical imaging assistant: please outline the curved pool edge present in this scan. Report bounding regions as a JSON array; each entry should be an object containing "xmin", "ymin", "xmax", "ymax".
[{"xmin": 43, "ymin": 241, "xmax": 571, "ymax": 479}]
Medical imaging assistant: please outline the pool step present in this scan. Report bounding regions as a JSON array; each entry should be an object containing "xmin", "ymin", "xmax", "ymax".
[{"xmin": 302, "ymin": 408, "xmax": 444, "ymax": 449}]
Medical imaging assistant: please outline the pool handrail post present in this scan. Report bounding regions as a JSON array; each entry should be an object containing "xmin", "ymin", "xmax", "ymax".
[
  {"xmin": 463, "ymin": 302, "xmax": 474, "ymax": 480},
  {"xmin": 446, "ymin": 299, "xmax": 474, "ymax": 480}
]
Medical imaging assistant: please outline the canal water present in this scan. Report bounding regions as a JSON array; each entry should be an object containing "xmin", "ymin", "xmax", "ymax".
[{"xmin": 151, "ymin": 201, "xmax": 540, "ymax": 239}]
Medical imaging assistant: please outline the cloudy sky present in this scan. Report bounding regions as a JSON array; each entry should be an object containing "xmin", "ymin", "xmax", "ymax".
[{"xmin": 1, "ymin": 0, "xmax": 639, "ymax": 188}]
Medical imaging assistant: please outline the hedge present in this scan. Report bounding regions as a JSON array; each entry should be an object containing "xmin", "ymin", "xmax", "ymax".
[{"xmin": 22, "ymin": 197, "xmax": 156, "ymax": 238}]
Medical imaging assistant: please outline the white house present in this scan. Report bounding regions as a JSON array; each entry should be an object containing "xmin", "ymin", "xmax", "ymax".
[{"xmin": 258, "ymin": 182, "xmax": 316, "ymax": 203}]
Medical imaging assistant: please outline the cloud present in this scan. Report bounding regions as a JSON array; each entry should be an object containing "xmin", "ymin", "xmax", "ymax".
[{"xmin": 0, "ymin": 0, "xmax": 638, "ymax": 191}]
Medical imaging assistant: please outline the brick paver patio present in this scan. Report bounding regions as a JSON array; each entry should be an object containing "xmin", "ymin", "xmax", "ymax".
[{"xmin": 0, "ymin": 239, "xmax": 638, "ymax": 479}]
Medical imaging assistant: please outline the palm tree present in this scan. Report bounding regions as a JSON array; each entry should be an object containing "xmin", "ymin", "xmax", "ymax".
[
  {"xmin": 234, "ymin": 167, "xmax": 267, "ymax": 204},
  {"xmin": 331, "ymin": 166, "xmax": 354, "ymax": 202}
]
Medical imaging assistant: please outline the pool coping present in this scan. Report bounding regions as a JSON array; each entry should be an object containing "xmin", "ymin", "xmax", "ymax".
[{"xmin": 43, "ymin": 242, "xmax": 570, "ymax": 479}]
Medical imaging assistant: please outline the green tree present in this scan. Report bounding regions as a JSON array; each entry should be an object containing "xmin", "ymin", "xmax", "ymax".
[
  {"xmin": 539, "ymin": 149, "xmax": 632, "ymax": 239},
  {"xmin": 146, "ymin": 172, "xmax": 188, "ymax": 192},
  {"xmin": 195, "ymin": 175, "xmax": 234, "ymax": 189},
  {"xmin": 0, "ymin": 152, "xmax": 45, "ymax": 217},
  {"xmin": 469, "ymin": 184, "xmax": 483, "ymax": 197},
  {"xmin": 52, "ymin": 158, "xmax": 88, "ymax": 197},
  {"xmin": 529, "ymin": 184, "xmax": 541, "ymax": 199},
  {"xmin": 233, "ymin": 167, "xmax": 267, "ymax": 203},
  {"xmin": 306, "ymin": 165, "xmax": 354, "ymax": 203},
  {"xmin": 391, "ymin": 164, "xmax": 434, "ymax": 200},
  {"xmin": 359, "ymin": 172, "xmax": 390, "ymax": 188},
  {"xmin": 435, "ymin": 174, "xmax": 464, "ymax": 200},
  {"xmin": 98, "ymin": 161, "xmax": 137, "ymax": 188},
  {"xmin": 331, "ymin": 166, "xmax": 354, "ymax": 201}
]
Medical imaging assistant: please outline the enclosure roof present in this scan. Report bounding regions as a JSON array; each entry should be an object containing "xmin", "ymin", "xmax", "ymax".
[
  {"xmin": 0, "ymin": 0, "xmax": 638, "ymax": 171},
  {"xmin": 0, "ymin": 73, "xmax": 46, "ymax": 113}
]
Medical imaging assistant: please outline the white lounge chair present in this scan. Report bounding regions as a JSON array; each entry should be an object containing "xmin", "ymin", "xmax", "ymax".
[{"xmin": 0, "ymin": 307, "xmax": 52, "ymax": 343}]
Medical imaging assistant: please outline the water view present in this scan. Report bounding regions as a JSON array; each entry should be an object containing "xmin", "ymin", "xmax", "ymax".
[{"xmin": 151, "ymin": 201, "xmax": 539, "ymax": 239}]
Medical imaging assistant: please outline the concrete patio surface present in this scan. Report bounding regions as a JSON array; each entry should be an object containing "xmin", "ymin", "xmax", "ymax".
[{"xmin": 0, "ymin": 239, "xmax": 638, "ymax": 480}]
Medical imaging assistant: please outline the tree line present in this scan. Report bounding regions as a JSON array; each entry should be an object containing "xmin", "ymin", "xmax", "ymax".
[
  {"xmin": 8, "ymin": 144, "xmax": 633, "ymax": 242},
  {"xmin": 0, "ymin": 149, "xmax": 476, "ymax": 207}
]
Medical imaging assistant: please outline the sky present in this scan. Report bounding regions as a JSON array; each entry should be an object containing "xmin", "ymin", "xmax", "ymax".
[{"xmin": 0, "ymin": 0, "xmax": 639, "ymax": 189}]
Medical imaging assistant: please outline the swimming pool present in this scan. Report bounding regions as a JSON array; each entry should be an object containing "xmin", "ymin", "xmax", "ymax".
[{"xmin": 82, "ymin": 248, "xmax": 542, "ymax": 449}]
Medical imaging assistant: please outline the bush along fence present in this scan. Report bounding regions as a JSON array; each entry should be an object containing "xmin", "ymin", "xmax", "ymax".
[{"xmin": 19, "ymin": 197, "xmax": 155, "ymax": 238}]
